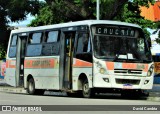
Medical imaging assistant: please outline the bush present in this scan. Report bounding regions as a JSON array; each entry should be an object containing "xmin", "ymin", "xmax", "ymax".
[{"xmin": 0, "ymin": 44, "xmax": 6, "ymax": 59}]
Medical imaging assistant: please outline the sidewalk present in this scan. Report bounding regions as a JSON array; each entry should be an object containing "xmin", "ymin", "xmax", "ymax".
[
  {"xmin": 0, "ymin": 85, "xmax": 26, "ymax": 94},
  {"xmin": 150, "ymin": 84, "xmax": 160, "ymax": 92}
]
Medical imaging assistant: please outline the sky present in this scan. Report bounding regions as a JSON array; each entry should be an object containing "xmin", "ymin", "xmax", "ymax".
[
  {"xmin": 9, "ymin": 0, "xmax": 45, "ymax": 27},
  {"xmin": 9, "ymin": 14, "xmax": 35, "ymax": 27}
]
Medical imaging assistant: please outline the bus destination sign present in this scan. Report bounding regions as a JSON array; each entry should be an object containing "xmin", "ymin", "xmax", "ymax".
[{"xmin": 96, "ymin": 27, "xmax": 135, "ymax": 37}]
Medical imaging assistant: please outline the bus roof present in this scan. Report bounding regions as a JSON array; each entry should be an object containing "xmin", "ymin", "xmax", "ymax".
[{"xmin": 11, "ymin": 20, "xmax": 141, "ymax": 33}]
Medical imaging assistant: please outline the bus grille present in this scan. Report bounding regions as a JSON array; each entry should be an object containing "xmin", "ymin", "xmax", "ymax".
[
  {"xmin": 116, "ymin": 79, "xmax": 140, "ymax": 85},
  {"xmin": 114, "ymin": 69, "xmax": 142, "ymax": 74}
]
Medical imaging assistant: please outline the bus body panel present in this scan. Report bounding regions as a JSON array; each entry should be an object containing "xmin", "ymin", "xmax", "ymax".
[
  {"xmin": 93, "ymin": 58, "xmax": 154, "ymax": 89},
  {"xmin": 24, "ymin": 56, "xmax": 60, "ymax": 90},
  {"xmin": 6, "ymin": 60, "xmax": 16, "ymax": 86},
  {"xmin": 72, "ymin": 58, "xmax": 93, "ymax": 90}
]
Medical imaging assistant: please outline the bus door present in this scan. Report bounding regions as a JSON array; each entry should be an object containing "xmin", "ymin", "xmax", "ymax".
[
  {"xmin": 15, "ymin": 34, "xmax": 27, "ymax": 87},
  {"xmin": 60, "ymin": 31, "xmax": 76, "ymax": 90}
]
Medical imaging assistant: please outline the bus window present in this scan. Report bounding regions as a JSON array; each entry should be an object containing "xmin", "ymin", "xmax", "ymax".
[
  {"xmin": 46, "ymin": 31, "xmax": 59, "ymax": 43},
  {"xmin": 26, "ymin": 32, "xmax": 43, "ymax": 57},
  {"xmin": 42, "ymin": 31, "xmax": 60, "ymax": 56},
  {"xmin": 76, "ymin": 33, "xmax": 92, "ymax": 62},
  {"xmin": 76, "ymin": 33, "xmax": 90, "ymax": 53},
  {"xmin": 11, "ymin": 35, "xmax": 17, "ymax": 46},
  {"xmin": 29, "ymin": 32, "xmax": 42, "ymax": 44},
  {"xmin": 9, "ymin": 35, "xmax": 18, "ymax": 57}
]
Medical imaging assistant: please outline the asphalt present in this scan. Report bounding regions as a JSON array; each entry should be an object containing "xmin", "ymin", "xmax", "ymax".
[{"xmin": 0, "ymin": 84, "xmax": 159, "ymax": 102}]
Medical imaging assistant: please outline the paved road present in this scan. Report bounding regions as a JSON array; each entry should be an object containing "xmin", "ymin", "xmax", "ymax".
[{"xmin": 0, "ymin": 92, "xmax": 160, "ymax": 114}]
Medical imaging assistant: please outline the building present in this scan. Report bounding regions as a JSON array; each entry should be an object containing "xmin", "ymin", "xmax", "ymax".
[{"xmin": 140, "ymin": 0, "xmax": 160, "ymax": 22}]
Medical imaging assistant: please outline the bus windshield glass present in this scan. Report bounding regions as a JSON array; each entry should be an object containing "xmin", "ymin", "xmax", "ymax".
[{"xmin": 92, "ymin": 25, "xmax": 152, "ymax": 63}]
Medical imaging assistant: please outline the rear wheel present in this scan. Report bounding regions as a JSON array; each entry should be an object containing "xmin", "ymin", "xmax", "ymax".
[
  {"xmin": 27, "ymin": 78, "xmax": 35, "ymax": 95},
  {"xmin": 82, "ymin": 79, "xmax": 95, "ymax": 98},
  {"xmin": 27, "ymin": 78, "xmax": 44, "ymax": 95}
]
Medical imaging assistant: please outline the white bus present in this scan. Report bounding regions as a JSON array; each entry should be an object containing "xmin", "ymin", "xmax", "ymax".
[{"xmin": 6, "ymin": 20, "xmax": 154, "ymax": 98}]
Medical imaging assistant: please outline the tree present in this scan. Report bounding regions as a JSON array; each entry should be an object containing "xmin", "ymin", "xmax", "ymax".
[
  {"xmin": 0, "ymin": 44, "xmax": 6, "ymax": 59},
  {"xmin": 0, "ymin": 0, "xmax": 43, "ymax": 24},
  {"xmin": 114, "ymin": 0, "xmax": 155, "ymax": 39},
  {"xmin": 29, "ymin": 0, "xmax": 155, "ymax": 31},
  {"xmin": 29, "ymin": 0, "xmax": 129, "ymax": 26},
  {"xmin": 0, "ymin": 0, "xmax": 43, "ymax": 58}
]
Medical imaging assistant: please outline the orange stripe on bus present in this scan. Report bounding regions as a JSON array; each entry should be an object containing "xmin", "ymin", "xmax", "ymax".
[
  {"xmin": 73, "ymin": 59, "xmax": 92, "ymax": 67},
  {"xmin": 6, "ymin": 60, "xmax": 9, "ymax": 68},
  {"xmin": 122, "ymin": 63, "xmax": 137, "ymax": 69},
  {"xmin": 122, "ymin": 63, "xmax": 148, "ymax": 72},
  {"xmin": 106, "ymin": 62, "xmax": 148, "ymax": 72},
  {"xmin": 24, "ymin": 59, "xmax": 55, "ymax": 68},
  {"xmin": 6, "ymin": 60, "xmax": 16, "ymax": 68},
  {"xmin": 106, "ymin": 62, "xmax": 114, "ymax": 70}
]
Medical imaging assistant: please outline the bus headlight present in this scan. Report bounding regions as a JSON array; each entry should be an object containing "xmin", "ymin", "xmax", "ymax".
[
  {"xmin": 100, "ymin": 68, "xmax": 105, "ymax": 74},
  {"xmin": 147, "ymin": 65, "xmax": 154, "ymax": 77}
]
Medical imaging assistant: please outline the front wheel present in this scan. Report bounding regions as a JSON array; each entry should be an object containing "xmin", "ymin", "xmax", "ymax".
[{"xmin": 82, "ymin": 80, "xmax": 95, "ymax": 98}]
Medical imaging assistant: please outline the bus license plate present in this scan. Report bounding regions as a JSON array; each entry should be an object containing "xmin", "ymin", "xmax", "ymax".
[{"xmin": 123, "ymin": 84, "xmax": 133, "ymax": 89}]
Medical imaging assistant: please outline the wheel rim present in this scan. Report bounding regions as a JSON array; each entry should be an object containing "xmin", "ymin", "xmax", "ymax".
[{"xmin": 83, "ymin": 82, "xmax": 90, "ymax": 96}]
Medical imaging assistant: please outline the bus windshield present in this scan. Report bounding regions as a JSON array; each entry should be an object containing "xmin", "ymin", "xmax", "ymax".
[{"xmin": 92, "ymin": 25, "xmax": 152, "ymax": 63}]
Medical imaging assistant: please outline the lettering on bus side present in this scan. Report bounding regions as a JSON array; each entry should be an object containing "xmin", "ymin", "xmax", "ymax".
[{"xmin": 32, "ymin": 60, "xmax": 51, "ymax": 67}]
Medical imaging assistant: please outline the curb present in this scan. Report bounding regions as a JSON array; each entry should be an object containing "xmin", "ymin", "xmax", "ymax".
[
  {"xmin": 147, "ymin": 97, "xmax": 160, "ymax": 102},
  {"xmin": 0, "ymin": 86, "xmax": 26, "ymax": 94}
]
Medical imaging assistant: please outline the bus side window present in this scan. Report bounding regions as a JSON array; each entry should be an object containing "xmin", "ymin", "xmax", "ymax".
[
  {"xmin": 28, "ymin": 32, "xmax": 42, "ymax": 44},
  {"xmin": 26, "ymin": 32, "xmax": 43, "ymax": 56},
  {"xmin": 76, "ymin": 33, "xmax": 92, "ymax": 62},
  {"xmin": 46, "ymin": 31, "xmax": 59, "ymax": 43},
  {"xmin": 76, "ymin": 33, "xmax": 90, "ymax": 53},
  {"xmin": 9, "ymin": 35, "xmax": 18, "ymax": 58},
  {"xmin": 42, "ymin": 31, "xmax": 60, "ymax": 56}
]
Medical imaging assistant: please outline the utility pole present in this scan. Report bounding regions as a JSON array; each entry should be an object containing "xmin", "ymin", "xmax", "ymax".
[{"xmin": 97, "ymin": 0, "xmax": 100, "ymax": 20}]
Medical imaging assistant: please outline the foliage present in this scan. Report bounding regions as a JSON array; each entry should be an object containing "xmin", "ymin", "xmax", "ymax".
[
  {"xmin": 0, "ymin": 0, "xmax": 43, "ymax": 23},
  {"xmin": 0, "ymin": 44, "xmax": 6, "ymax": 60},
  {"xmin": 155, "ymin": 21, "xmax": 160, "ymax": 28},
  {"xmin": 114, "ymin": 0, "xmax": 155, "ymax": 39},
  {"xmin": 0, "ymin": 0, "xmax": 43, "ymax": 52},
  {"xmin": 29, "ymin": 0, "xmax": 128, "ymax": 26}
]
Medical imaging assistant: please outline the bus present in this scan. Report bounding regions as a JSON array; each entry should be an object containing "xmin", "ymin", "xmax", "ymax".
[{"xmin": 5, "ymin": 20, "xmax": 154, "ymax": 98}]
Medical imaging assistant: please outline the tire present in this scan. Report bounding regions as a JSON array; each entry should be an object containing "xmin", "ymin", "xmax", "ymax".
[
  {"xmin": 82, "ymin": 79, "xmax": 95, "ymax": 98},
  {"xmin": 27, "ymin": 78, "xmax": 45, "ymax": 95},
  {"xmin": 27, "ymin": 78, "xmax": 36, "ymax": 95}
]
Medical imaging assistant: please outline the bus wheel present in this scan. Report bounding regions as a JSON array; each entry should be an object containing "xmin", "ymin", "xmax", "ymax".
[
  {"xmin": 27, "ymin": 78, "xmax": 36, "ymax": 95},
  {"xmin": 82, "ymin": 80, "xmax": 94, "ymax": 98}
]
